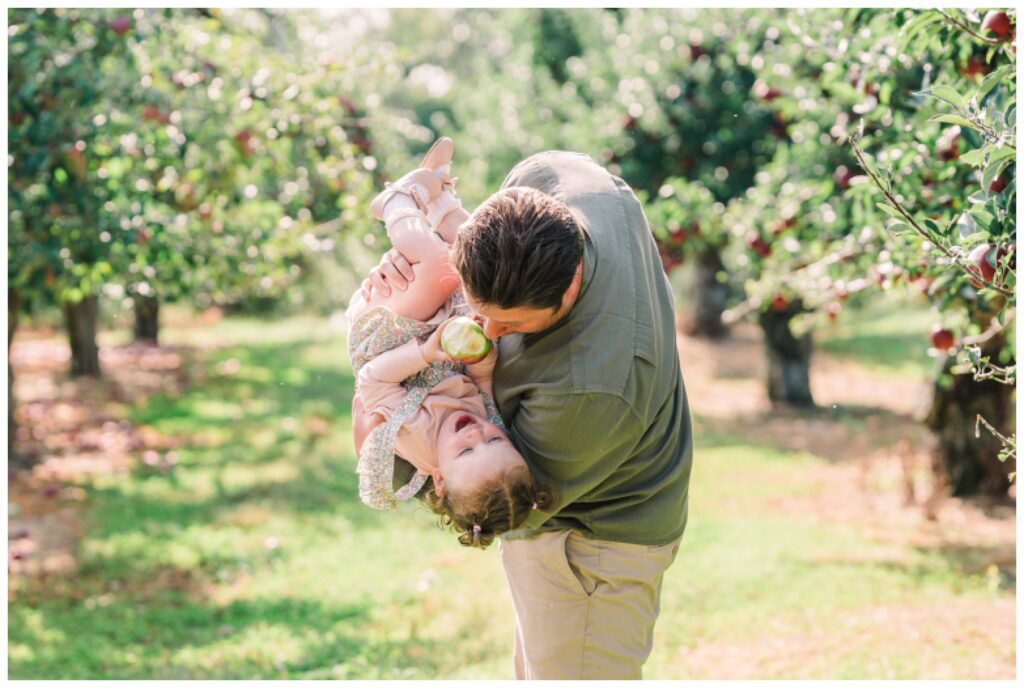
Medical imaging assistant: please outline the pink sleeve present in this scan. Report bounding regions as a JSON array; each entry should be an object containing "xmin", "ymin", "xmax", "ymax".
[{"xmin": 357, "ymin": 339, "xmax": 431, "ymax": 416}]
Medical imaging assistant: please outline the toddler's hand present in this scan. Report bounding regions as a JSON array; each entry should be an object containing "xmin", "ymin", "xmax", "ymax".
[{"xmin": 419, "ymin": 319, "xmax": 454, "ymax": 365}]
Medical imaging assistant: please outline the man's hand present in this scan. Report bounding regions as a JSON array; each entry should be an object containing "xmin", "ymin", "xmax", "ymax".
[{"xmin": 360, "ymin": 248, "xmax": 416, "ymax": 300}]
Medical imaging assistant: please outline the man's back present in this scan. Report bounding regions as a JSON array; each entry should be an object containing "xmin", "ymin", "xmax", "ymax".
[{"xmin": 493, "ymin": 150, "xmax": 693, "ymax": 546}]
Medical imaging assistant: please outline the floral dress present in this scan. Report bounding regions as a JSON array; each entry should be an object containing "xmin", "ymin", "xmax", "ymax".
[{"xmin": 347, "ymin": 290, "xmax": 505, "ymax": 511}]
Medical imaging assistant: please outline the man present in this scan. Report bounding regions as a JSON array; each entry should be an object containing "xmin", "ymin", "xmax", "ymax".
[{"xmin": 363, "ymin": 148, "xmax": 692, "ymax": 679}]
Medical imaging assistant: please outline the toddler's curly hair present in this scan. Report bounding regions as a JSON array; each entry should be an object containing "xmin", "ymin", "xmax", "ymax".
[{"xmin": 423, "ymin": 464, "xmax": 559, "ymax": 548}]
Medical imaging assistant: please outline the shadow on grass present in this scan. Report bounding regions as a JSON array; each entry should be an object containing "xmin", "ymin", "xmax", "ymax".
[
  {"xmin": 8, "ymin": 593, "xmax": 464, "ymax": 679},
  {"xmin": 693, "ymin": 403, "xmax": 923, "ymax": 462},
  {"xmin": 75, "ymin": 335, "xmax": 395, "ymax": 576},
  {"xmin": 9, "ymin": 333, "xmax": 476, "ymax": 679},
  {"xmin": 130, "ymin": 339, "xmax": 356, "ymax": 429},
  {"xmin": 806, "ymin": 539, "xmax": 1017, "ymax": 595}
]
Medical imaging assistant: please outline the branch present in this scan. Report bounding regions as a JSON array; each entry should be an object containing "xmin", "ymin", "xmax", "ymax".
[
  {"xmin": 936, "ymin": 9, "xmax": 1010, "ymax": 46},
  {"xmin": 963, "ymin": 309, "xmax": 1015, "ymax": 347},
  {"xmin": 850, "ymin": 136, "xmax": 1016, "ymax": 297},
  {"xmin": 975, "ymin": 415, "xmax": 1016, "ymax": 461},
  {"xmin": 971, "ymin": 364, "xmax": 1016, "ymax": 385}
]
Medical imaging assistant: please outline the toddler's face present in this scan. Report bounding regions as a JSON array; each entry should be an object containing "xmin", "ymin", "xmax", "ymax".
[{"xmin": 435, "ymin": 411, "xmax": 525, "ymax": 496}]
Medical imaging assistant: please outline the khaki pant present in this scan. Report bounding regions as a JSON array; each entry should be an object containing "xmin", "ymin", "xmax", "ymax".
[{"xmin": 499, "ymin": 530, "xmax": 681, "ymax": 680}]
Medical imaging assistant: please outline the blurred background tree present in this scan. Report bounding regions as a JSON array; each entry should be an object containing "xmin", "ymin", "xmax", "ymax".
[{"xmin": 8, "ymin": 7, "xmax": 1015, "ymax": 492}]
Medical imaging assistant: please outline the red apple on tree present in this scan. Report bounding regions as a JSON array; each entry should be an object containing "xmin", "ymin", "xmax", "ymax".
[
  {"xmin": 930, "ymin": 325, "xmax": 955, "ymax": 351},
  {"xmin": 834, "ymin": 165, "xmax": 855, "ymax": 190},
  {"xmin": 770, "ymin": 294, "xmax": 789, "ymax": 313},
  {"xmin": 65, "ymin": 148, "xmax": 86, "ymax": 179},
  {"xmin": 825, "ymin": 301, "xmax": 842, "ymax": 322},
  {"xmin": 142, "ymin": 106, "xmax": 169, "ymax": 123},
  {"xmin": 936, "ymin": 127, "xmax": 960, "ymax": 162},
  {"xmin": 959, "ymin": 57, "xmax": 988, "ymax": 78},
  {"xmin": 753, "ymin": 79, "xmax": 781, "ymax": 101},
  {"xmin": 745, "ymin": 231, "xmax": 772, "ymax": 258},
  {"xmin": 770, "ymin": 112, "xmax": 788, "ymax": 139},
  {"xmin": 981, "ymin": 11, "xmax": 1013, "ymax": 41},
  {"xmin": 109, "ymin": 15, "xmax": 133, "ymax": 36},
  {"xmin": 966, "ymin": 243, "xmax": 996, "ymax": 287},
  {"xmin": 235, "ymin": 130, "xmax": 254, "ymax": 155}
]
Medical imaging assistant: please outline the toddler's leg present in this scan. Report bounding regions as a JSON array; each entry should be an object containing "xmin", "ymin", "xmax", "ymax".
[{"xmin": 365, "ymin": 203, "xmax": 460, "ymax": 322}]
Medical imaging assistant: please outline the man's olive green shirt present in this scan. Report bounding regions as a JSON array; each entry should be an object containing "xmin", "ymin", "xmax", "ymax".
[{"xmin": 495, "ymin": 151, "xmax": 692, "ymax": 546}]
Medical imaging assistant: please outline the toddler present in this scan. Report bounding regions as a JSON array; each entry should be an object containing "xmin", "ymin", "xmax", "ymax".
[{"xmin": 346, "ymin": 138, "xmax": 557, "ymax": 548}]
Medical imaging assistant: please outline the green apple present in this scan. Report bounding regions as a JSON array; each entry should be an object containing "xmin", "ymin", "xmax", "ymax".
[{"xmin": 441, "ymin": 317, "xmax": 491, "ymax": 364}]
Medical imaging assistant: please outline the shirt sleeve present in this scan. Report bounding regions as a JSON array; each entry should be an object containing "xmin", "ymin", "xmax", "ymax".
[
  {"xmin": 357, "ymin": 339, "xmax": 430, "ymax": 416},
  {"xmin": 505, "ymin": 391, "xmax": 641, "ymax": 531}
]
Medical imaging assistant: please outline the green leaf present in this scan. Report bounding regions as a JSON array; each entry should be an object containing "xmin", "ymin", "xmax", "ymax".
[
  {"xmin": 930, "ymin": 113, "xmax": 973, "ymax": 128},
  {"xmin": 884, "ymin": 222, "xmax": 912, "ymax": 235},
  {"xmin": 959, "ymin": 148, "xmax": 986, "ymax": 167},
  {"xmin": 922, "ymin": 218, "xmax": 945, "ymax": 242},
  {"xmin": 983, "ymin": 159, "xmax": 1011, "ymax": 192},
  {"xmin": 875, "ymin": 202, "xmax": 904, "ymax": 220},
  {"xmin": 898, "ymin": 11, "xmax": 942, "ymax": 52},
  {"xmin": 989, "ymin": 147, "xmax": 1015, "ymax": 164},
  {"xmin": 928, "ymin": 85, "xmax": 964, "ymax": 109},
  {"xmin": 977, "ymin": 68, "xmax": 1008, "ymax": 102},
  {"xmin": 970, "ymin": 209, "xmax": 994, "ymax": 230}
]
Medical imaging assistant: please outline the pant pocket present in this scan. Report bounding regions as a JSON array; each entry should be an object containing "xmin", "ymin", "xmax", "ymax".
[{"xmin": 561, "ymin": 531, "xmax": 603, "ymax": 597}]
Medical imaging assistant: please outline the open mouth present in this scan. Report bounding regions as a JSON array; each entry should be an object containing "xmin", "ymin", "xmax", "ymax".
[{"xmin": 454, "ymin": 415, "xmax": 475, "ymax": 432}]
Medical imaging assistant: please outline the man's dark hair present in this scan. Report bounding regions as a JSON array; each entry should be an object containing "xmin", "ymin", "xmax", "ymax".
[{"xmin": 451, "ymin": 186, "xmax": 584, "ymax": 311}]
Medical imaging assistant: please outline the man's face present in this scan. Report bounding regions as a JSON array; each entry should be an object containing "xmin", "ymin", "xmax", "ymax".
[
  {"xmin": 464, "ymin": 291, "xmax": 564, "ymax": 339},
  {"xmin": 462, "ymin": 262, "xmax": 584, "ymax": 339}
]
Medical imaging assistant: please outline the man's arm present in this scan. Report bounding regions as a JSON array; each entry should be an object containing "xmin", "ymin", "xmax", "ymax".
[{"xmin": 506, "ymin": 392, "xmax": 641, "ymax": 530}]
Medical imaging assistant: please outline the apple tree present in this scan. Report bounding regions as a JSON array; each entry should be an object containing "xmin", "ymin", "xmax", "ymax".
[
  {"xmin": 8, "ymin": 8, "xmax": 143, "ymax": 375},
  {"xmin": 841, "ymin": 7, "xmax": 1016, "ymax": 495}
]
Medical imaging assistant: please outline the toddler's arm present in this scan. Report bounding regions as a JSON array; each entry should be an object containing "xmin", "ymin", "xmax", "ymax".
[
  {"xmin": 464, "ymin": 347, "xmax": 498, "ymax": 399},
  {"xmin": 357, "ymin": 338, "xmax": 432, "ymax": 415}
]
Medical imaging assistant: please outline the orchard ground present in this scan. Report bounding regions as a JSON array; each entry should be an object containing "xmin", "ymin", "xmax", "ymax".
[{"xmin": 7, "ymin": 295, "xmax": 1015, "ymax": 679}]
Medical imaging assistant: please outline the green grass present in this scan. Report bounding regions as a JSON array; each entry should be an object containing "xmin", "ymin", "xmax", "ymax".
[
  {"xmin": 816, "ymin": 293, "xmax": 938, "ymax": 381},
  {"xmin": 8, "ymin": 313, "xmax": 1013, "ymax": 679}
]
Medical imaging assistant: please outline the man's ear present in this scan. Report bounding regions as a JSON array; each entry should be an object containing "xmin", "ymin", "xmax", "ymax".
[{"xmin": 561, "ymin": 261, "xmax": 585, "ymax": 310}]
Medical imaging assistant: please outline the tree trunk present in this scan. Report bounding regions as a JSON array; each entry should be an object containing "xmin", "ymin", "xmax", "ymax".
[
  {"xmin": 924, "ymin": 329, "xmax": 1014, "ymax": 497},
  {"xmin": 63, "ymin": 295, "xmax": 101, "ymax": 377},
  {"xmin": 9, "ymin": 287, "xmax": 20, "ymax": 462},
  {"xmin": 681, "ymin": 245, "xmax": 730, "ymax": 339},
  {"xmin": 759, "ymin": 301, "xmax": 814, "ymax": 407},
  {"xmin": 133, "ymin": 294, "xmax": 160, "ymax": 344}
]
